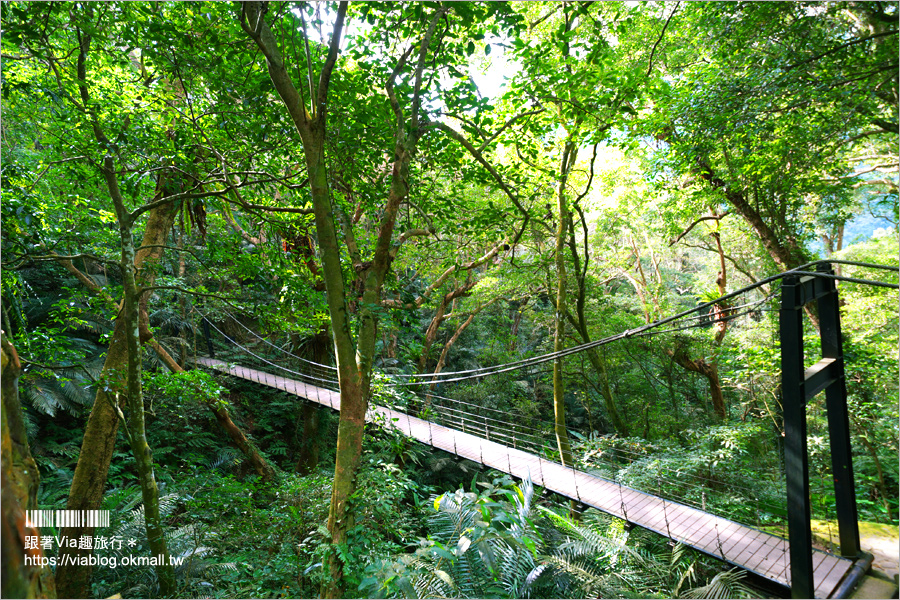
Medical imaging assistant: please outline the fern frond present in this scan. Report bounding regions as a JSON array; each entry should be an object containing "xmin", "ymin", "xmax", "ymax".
[
  {"xmin": 207, "ymin": 448, "xmax": 241, "ymax": 472},
  {"xmin": 21, "ymin": 382, "xmax": 64, "ymax": 417},
  {"xmin": 683, "ymin": 569, "xmax": 754, "ymax": 599}
]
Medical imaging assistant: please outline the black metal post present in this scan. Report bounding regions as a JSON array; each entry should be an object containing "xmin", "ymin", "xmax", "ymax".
[
  {"xmin": 780, "ymin": 275, "xmax": 814, "ymax": 599},
  {"xmin": 817, "ymin": 264, "xmax": 861, "ymax": 558}
]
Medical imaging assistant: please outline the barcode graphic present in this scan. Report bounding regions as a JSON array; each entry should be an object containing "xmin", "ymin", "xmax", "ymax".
[{"xmin": 25, "ymin": 510, "xmax": 110, "ymax": 528}]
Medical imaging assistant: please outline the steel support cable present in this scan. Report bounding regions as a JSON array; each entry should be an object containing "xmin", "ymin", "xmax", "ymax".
[
  {"xmin": 391, "ymin": 261, "xmax": 898, "ymax": 385},
  {"xmin": 228, "ymin": 345, "xmax": 339, "ymax": 390},
  {"xmin": 577, "ymin": 465, "xmax": 786, "ymax": 521},
  {"xmin": 784, "ymin": 271, "xmax": 899, "ymax": 289},
  {"xmin": 603, "ymin": 481, "xmax": 784, "ymax": 519},
  {"xmin": 237, "ymin": 342, "xmax": 337, "ymax": 377},
  {"xmin": 200, "ymin": 260, "xmax": 894, "ymax": 388},
  {"xmin": 426, "ymin": 413, "xmax": 544, "ymax": 449},
  {"xmin": 425, "ymin": 403, "xmax": 543, "ymax": 436},
  {"xmin": 422, "ymin": 407, "xmax": 550, "ymax": 447},
  {"xmin": 629, "ymin": 304, "xmax": 774, "ymax": 339},
  {"xmin": 425, "ymin": 408, "xmax": 530, "ymax": 442},
  {"xmin": 202, "ymin": 319, "xmax": 341, "ymax": 388},
  {"xmin": 218, "ymin": 307, "xmax": 338, "ymax": 370},
  {"xmin": 432, "ymin": 418, "xmax": 544, "ymax": 451},
  {"xmin": 422, "ymin": 391, "xmax": 571, "ymax": 434},
  {"xmin": 572, "ymin": 439, "xmax": 786, "ymax": 492},
  {"xmin": 199, "ymin": 307, "xmax": 338, "ymax": 372},
  {"xmin": 818, "ymin": 259, "xmax": 899, "ymax": 271},
  {"xmin": 417, "ymin": 390, "xmax": 550, "ymax": 425},
  {"xmin": 419, "ymin": 389, "xmax": 561, "ymax": 423},
  {"xmin": 387, "ymin": 395, "xmax": 547, "ymax": 447},
  {"xmin": 582, "ymin": 455, "xmax": 785, "ymax": 506},
  {"xmin": 580, "ymin": 440, "xmax": 789, "ymax": 486}
]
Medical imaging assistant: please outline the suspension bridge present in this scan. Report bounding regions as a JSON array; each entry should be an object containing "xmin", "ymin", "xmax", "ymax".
[{"xmin": 195, "ymin": 260, "xmax": 898, "ymax": 598}]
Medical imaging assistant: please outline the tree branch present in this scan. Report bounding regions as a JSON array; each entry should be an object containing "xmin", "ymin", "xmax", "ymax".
[
  {"xmin": 430, "ymin": 120, "xmax": 531, "ymax": 222},
  {"xmin": 784, "ymin": 29, "xmax": 898, "ymax": 73},
  {"xmin": 382, "ymin": 241, "xmax": 507, "ymax": 309},
  {"xmin": 386, "ymin": 46, "xmax": 415, "ymax": 126},
  {"xmin": 477, "ymin": 109, "xmax": 544, "ymax": 154},
  {"xmin": 241, "ymin": 1, "xmax": 310, "ymax": 132},
  {"xmin": 138, "ymin": 285, "xmax": 245, "ymax": 310},
  {"xmin": 411, "ymin": 7, "xmax": 449, "ymax": 133},
  {"xmin": 315, "ymin": 2, "xmax": 348, "ymax": 119},
  {"xmin": 669, "ymin": 212, "xmax": 731, "ymax": 246},
  {"xmin": 646, "ymin": 1, "xmax": 680, "ymax": 77}
]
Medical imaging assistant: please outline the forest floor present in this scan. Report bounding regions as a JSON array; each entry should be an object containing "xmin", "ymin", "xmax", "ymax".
[
  {"xmin": 855, "ymin": 522, "xmax": 899, "ymax": 581},
  {"xmin": 812, "ymin": 520, "xmax": 900, "ymax": 580},
  {"xmin": 765, "ymin": 520, "xmax": 898, "ymax": 580}
]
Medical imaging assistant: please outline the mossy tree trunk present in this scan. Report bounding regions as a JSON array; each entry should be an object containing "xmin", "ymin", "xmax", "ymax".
[
  {"xmin": 57, "ymin": 24, "xmax": 175, "ymax": 597},
  {"xmin": 2, "ymin": 336, "xmax": 57, "ymax": 599},
  {"xmin": 565, "ymin": 200, "xmax": 629, "ymax": 437},
  {"xmin": 240, "ymin": 4, "xmax": 448, "ymax": 595},
  {"xmin": 116, "ymin": 206, "xmax": 176, "ymax": 596},
  {"xmin": 56, "ymin": 199, "xmax": 179, "ymax": 599},
  {"xmin": 553, "ymin": 141, "xmax": 577, "ymax": 474}
]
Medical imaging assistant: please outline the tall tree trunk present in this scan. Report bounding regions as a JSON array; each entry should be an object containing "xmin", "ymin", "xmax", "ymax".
[
  {"xmin": 290, "ymin": 331, "xmax": 329, "ymax": 475},
  {"xmin": 56, "ymin": 200, "xmax": 178, "ymax": 599},
  {"xmin": 583, "ymin": 346, "xmax": 629, "ymax": 436},
  {"xmin": 118, "ymin": 218, "xmax": 175, "ymax": 595},
  {"xmin": 295, "ymin": 402, "xmax": 320, "ymax": 475},
  {"xmin": 241, "ymin": 5, "xmax": 447, "ymax": 595},
  {"xmin": 2, "ymin": 336, "xmax": 57, "ymax": 599},
  {"xmin": 553, "ymin": 142, "xmax": 576, "ymax": 472}
]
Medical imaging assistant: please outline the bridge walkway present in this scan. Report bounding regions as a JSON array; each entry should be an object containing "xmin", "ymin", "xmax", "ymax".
[{"xmin": 197, "ymin": 357, "xmax": 855, "ymax": 598}]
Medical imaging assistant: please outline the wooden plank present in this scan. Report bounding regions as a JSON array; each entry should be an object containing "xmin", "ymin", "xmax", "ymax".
[
  {"xmin": 197, "ymin": 358, "xmax": 858, "ymax": 598},
  {"xmin": 815, "ymin": 554, "xmax": 853, "ymax": 599}
]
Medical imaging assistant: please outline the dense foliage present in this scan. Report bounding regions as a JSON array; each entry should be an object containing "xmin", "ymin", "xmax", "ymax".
[{"xmin": 1, "ymin": 1, "xmax": 897, "ymax": 599}]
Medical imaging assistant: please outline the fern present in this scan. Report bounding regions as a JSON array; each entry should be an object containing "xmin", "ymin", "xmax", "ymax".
[
  {"xmin": 529, "ymin": 505, "xmax": 653, "ymax": 598},
  {"xmin": 93, "ymin": 489, "xmax": 235, "ymax": 599},
  {"xmin": 683, "ymin": 568, "xmax": 754, "ymax": 599},
  {"xmin": 149, "ymin": 309, "xmax": 194, "ymax": 335},
  {"xmin": 207, "ymin": 448, "xmax": 241, "ymax": 473}
]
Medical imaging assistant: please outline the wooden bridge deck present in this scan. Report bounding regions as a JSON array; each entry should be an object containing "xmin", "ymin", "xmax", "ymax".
[{"xmin": 198, "ymin": 358, "xmax": 855, "ymax": 598}]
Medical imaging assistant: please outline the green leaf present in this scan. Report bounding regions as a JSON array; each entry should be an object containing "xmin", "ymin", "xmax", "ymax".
[{"xmin": 456, "ymin": 535, "xmax": 471, "ymax": 555}]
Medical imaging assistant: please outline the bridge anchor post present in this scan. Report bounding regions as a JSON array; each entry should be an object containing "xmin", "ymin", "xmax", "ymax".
[{"xmin": 780, "ymin": 263, "xmax": 860, "ymax": 599}]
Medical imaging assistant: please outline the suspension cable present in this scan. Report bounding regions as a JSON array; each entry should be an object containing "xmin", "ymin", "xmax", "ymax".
[
  {"xmin": 392, "ymin": 261, "xmax": 897, "ymax": 384},
  {"xmin": 201, "ymin": 318, "xmax": 341, "ymax": 389},
  {"xmin": 200, "ymin": 306, "xmax": 338, "ymax": 372}
]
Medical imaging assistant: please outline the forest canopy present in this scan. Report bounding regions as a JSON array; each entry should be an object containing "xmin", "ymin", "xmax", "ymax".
[{"xmin": 1, "ymin": 2, "xmax": 897, "ymax": 599}]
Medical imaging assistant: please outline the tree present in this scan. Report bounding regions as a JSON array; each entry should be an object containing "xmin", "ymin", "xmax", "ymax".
[
  {"xmin": 639, "ymin": 2, "xmax": 897, "ymax": 274},
  {"xmin": 503, "ymin": 2, "xmax": 653, "ymax": 443},
  {"xmin": 239, "ymin": 2, "xmax": 529, "ymax": 594},
  {"xmin": 1, "ymin": 335, "xmax": 57, "ymax": 599},
  {"xmin": 2, "ymin": 4, "xmax": 281, "ymax": 594}
]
